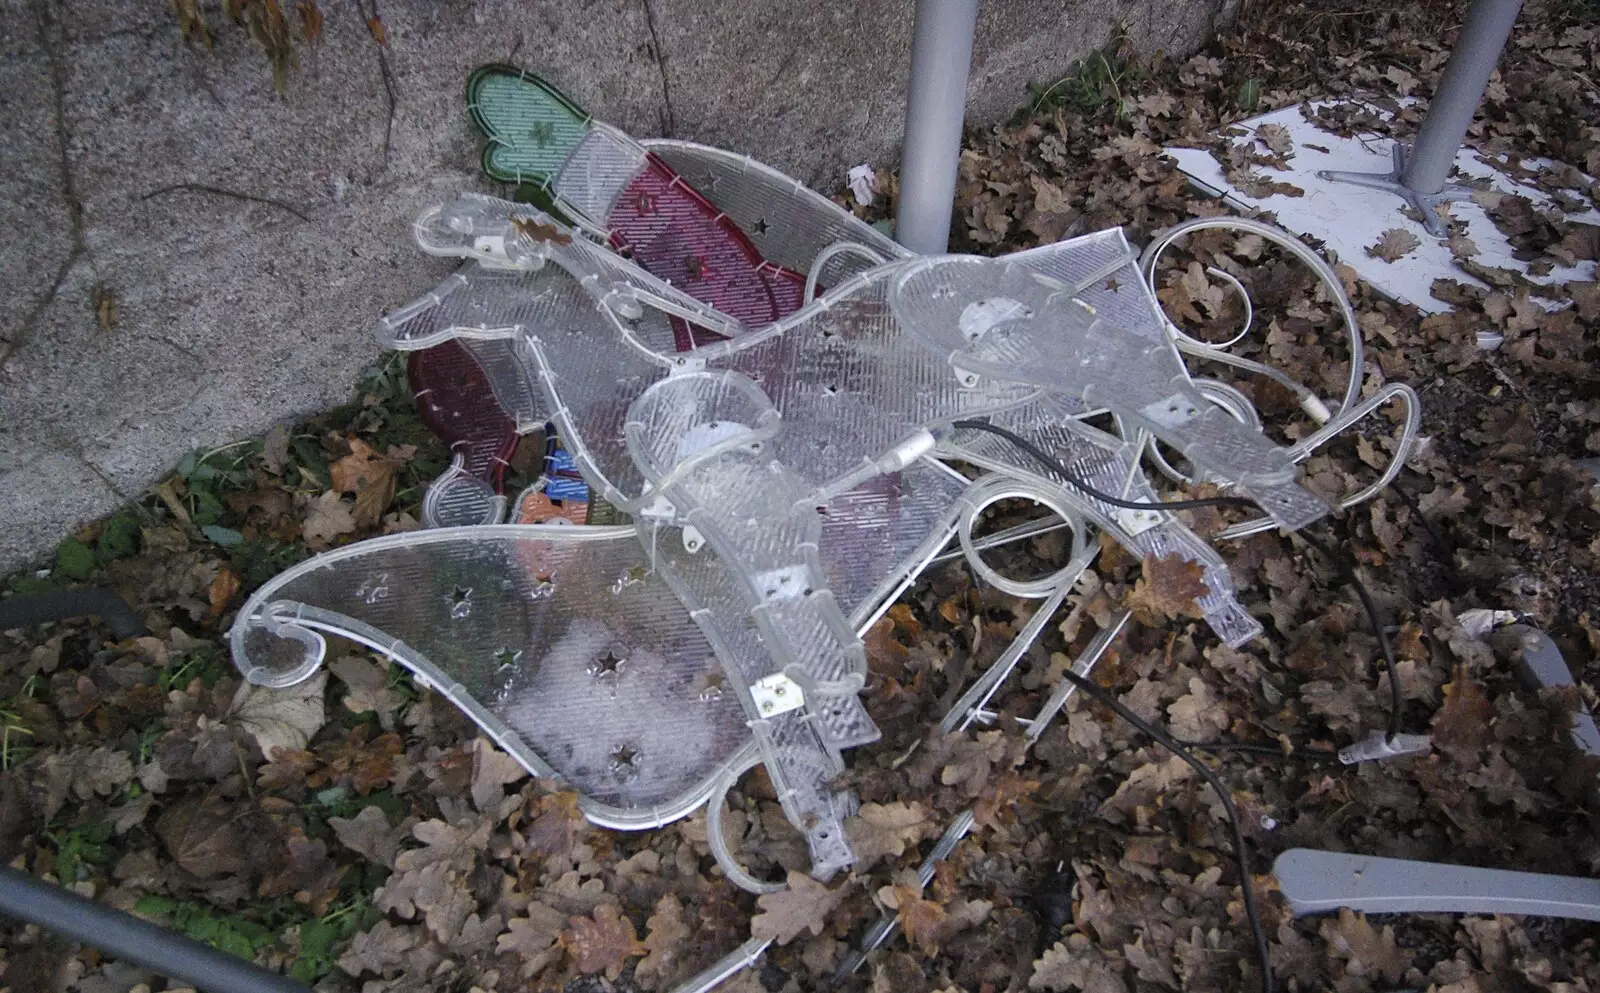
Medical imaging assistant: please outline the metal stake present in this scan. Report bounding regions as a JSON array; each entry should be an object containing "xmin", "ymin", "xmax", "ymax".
[
  {"xmin": 894, "ymin": 0, "xmax": 981, "ymax": 253},
  {"xmin": 1317, "ymin": 0, "xmax": 1522, "ymax": 237}
]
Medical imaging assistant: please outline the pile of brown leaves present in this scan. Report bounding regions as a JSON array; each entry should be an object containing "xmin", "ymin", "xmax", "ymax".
[{"xmin": 4, "ymin": 2, "xmax": 1600, "ymax": 992}]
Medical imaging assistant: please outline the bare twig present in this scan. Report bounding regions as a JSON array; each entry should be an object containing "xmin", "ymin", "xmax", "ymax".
[
  {"xmin": 356, "ymin": 0, "xmax": 398, "ymax": 169},
  {"xmin": 137, "ymin": 183, "xmax": 312, "ymax": 222}
]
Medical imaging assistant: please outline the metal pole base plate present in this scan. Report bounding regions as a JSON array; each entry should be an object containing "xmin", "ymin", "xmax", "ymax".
[{"xmin": 1317, "ymin": 143, "xmax": 1476, "ymax": 238}]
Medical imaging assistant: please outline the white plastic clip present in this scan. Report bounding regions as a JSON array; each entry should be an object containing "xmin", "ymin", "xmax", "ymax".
[
  {"xmin": 1338, "ymin": 731, "xmax": 1431, "ymax": 764},
  {"xmin": 751, "ymin": 674, "xmax": 805, "ymax": 718},
  {"xmin": 1114, "ymin": 507, "xmax": 1162, "ymax": 535}
]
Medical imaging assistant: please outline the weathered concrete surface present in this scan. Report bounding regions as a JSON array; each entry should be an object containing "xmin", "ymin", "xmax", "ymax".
[{"xmin": 0, "ymin": 0, "xmax": 1221, "ymax": 571}]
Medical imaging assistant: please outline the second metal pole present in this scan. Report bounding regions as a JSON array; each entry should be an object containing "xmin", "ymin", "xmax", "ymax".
[
  {"xmin": 894, "ymin": 0, "xmax": 980, "ymax": 254},
  {"xmin": 1401, "ymin": 0, "xmax": 1522, "ymax": 195}
]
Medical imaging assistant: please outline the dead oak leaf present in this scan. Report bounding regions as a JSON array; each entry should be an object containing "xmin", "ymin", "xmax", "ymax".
[
  {"xmin": 329, "ymin": 804, "xmax": 415, "ymax": 869},
  {"xmin": 1367, "ymin": 228, "xmax": 1421, "ymax": 263},
  {"xmin": 635, "ymin": 893, "xmax": 692, "ymax": 989},
  {"xmin": 1256, "ymin": 122, "xmax": 1294, "ymax": 156},
  {"xmin": 228, "ymin": 670, "xmax": 326, "ymax": 759},
  {"xmin": 939, "ymin": 729, "xmax": 1008, "ymax": 799},
  {"xmin": 68, "ymin": 746, "xmax": 135, "ymax": 800},
  {"xmin": 751, "ymin": 872, "xmax": 851, "ymax": 945},
  {"xmin": 327, "ymin": 654, "xmax": 403, "ymax": 729},
  {"xmin": 881, "ymin": 885, "xmax": 947, "ymax": 957},
  {"xmin": 302, "ymin": 490, "xmax": 357, "ymax": 546},
  {"xmin": 973, "ymin": 771, "xmax": 1040, "ymax": 831},
  {"xmin": 337, "ymin": 920, "xmax": 420, "ymax": 978},
  {"xmin": 526, "ymin": 789, "xmax": 586, "ymax": 859},
  {"xmin": 844, "ymin": 801, "xmax": 939, "ymax": 866},
  {"xmin": 1030, "ymin": 933, "xmax": 1127, "ymax": 992},
  {"xmin": 1125, "ymin": 554, "xmax": 1210, "ymax": 621},
  {"xmin": 1166, "ymin": 678, "xmax": 1229, "ymax": 743},
  {"xmin": 498, "ymin": 902, "xmax": 568, "ymax": 978},
  {"xmin": 1322, "ymin": 908, "xmax": 1410, "ymax": 983},
  {"xmin": 1137, "ymin": 92, "xmax": 1175, "ymax": 117},
  {"xmin": 562, "ymin": 903, "xmax": 645, "ymax": 979},
  {"xmin": 395, "ymin": 815, "xmax": 493, "ymax": 874},
  {"xmin": 470, "ymin": 737, "xmax": 528, "ymax": 812}
]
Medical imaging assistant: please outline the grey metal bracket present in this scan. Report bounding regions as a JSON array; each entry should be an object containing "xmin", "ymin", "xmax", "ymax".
[
  {"xmin": 1317, "ymin": 143, "xmax": 1476, "ymax": 238},
  {"xmin": 1275, "ymin": 848, "xmax": 1600, "ymax": 922}
]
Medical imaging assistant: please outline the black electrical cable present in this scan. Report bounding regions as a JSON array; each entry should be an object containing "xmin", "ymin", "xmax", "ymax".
[
  {"xmin": 0, "ymin": 867, "xmax": 311, "ymax": 993},
  {"xmin": 1293, "ymin": 527, "xmax": 1406, "ymax": 742},
  {"xmin": 1056, "ymin": 668, "xmax": 1275, "ymax": 993},
  {"xmin": 1187, "ymin": 740, "xmax": 1341, "ymax": 761},
  {"xmin": 950, "ymin": 420, "xmax": 1259, "ymax": 512},
  {"xmin": 0, "ymin": 587, "xmax": 145, "ymax": 640}
]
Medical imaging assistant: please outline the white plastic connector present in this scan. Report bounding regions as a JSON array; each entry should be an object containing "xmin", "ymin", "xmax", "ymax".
[
  {"xmin": 1338, "ymin": 731, "xmax": 1431, "ymax": 764},
  {"xmin": 1299, "ymin": 393, "xmax": 1332, "ymax": 424},
  {"xmin": 875, "ymin": 429, "xmax": 937, "ymax": 473},
  {"xmin": 1114, "ymin": 507, "xmax": 1162, "ymax": 535},
  {"xmin": 471, "ymin": 234, "xmax": 514, "ymax": 266},
  {"xmin": 682, "ymin": 526, "xmax": 704, "ymax": 553},
  {"xmin": 750, "ymin": 674, "xmax": 805, "ymax": 718}
]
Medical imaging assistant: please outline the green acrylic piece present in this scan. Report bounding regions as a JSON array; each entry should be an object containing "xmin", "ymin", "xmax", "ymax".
[{"xmin": 467, "ymin": 64, "xmax": 593, "ymax": 187}]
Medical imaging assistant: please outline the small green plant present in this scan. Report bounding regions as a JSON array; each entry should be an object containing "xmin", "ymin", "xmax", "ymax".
[
  {"xmin": 134, "ymin": 892, "xmax": 379, "ymax": 981},
  {"xmin": 46, "ymin": 821, "xmax": 116, "ymax": 883},
  {"xmin": 135, "ymin": 895, "xmax": 277, "ymax": 961},
  {"xmin": 1026, "ymin": 29, "xmax": 1141, "ymax": 121},
  {"xmin": 158, "ymin": 643, "xmax": 231, "ymax": 692}
]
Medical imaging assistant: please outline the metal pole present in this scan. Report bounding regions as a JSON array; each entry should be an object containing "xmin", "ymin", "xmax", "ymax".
[
  {"xmin": 894, "ymin": 0, "xmax": 980, "ymax": 254},
  {"xmin": 0, "ymin": 868, "xmax": 312, "ymax": 993},
  {"xmin": 1401, "ymin": 0, "xmax": 1522, "ymax": 195},
  {"xmin": 1316, "ymin": 0, "xmax": 1521, "ymax": 236}
]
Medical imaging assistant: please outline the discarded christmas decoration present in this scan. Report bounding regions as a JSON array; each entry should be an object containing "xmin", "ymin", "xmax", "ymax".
[{"xmin": 226, "ymin": 64, "xmax": 1433, "ymax": 993}]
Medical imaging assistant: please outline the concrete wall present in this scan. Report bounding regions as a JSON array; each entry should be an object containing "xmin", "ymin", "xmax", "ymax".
[{"xmin": 0, "ymin": 0, "xmax": 1221, "ymax": 571}]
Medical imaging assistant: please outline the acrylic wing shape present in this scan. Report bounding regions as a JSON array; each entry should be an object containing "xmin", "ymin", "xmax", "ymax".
[{"xmin": 228, "ymin": 524, "xmax": 750, "ymax": 829}]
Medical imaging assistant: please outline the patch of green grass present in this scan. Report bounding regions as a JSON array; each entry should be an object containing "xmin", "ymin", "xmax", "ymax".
[
  {"xmin": 1025, "ymin": 29, "xmax": 1142, "ymax": 121},
  {"xmin": 0, "ymin": 675, "xmax": 41, "ymax": 771}
]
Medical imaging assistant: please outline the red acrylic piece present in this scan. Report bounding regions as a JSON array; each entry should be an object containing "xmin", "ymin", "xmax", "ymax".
[
  {"xmin": 410, "ymin": 152, "xmax": 817, "ymax": 502},
  {"xmin": 407, "ymin": 340, "xmax": 519, "ymax": 493},
  {"xmin": 608, "ymin": 153, "xmax": 808, "ymax": 349}
]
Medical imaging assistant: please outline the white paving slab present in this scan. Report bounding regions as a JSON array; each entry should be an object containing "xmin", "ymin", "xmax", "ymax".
[{"xmin": 1165, "ymin": 102, "xmax": 1598, "ymax": 314}]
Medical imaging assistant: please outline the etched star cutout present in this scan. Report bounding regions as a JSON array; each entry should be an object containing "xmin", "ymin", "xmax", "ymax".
[{"xmin": 590, "ymin": 649, "xmax": 626, "ymax": 677}]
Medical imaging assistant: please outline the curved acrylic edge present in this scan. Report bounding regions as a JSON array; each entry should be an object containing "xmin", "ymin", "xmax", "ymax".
[
  {"xmin": 421, "ymin": 456, "xmax": 509, "ymax": 529},
  {"xmin": 638, "ymin": 138, "xmax": 910, "ymax": 263},
  {"xmin": 228, "ymin": 523, "xmax": 745, "ymax": 831},
  {"xmin": 229, "ymin": 523, "xmax": 639, "ymax": 685}
]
